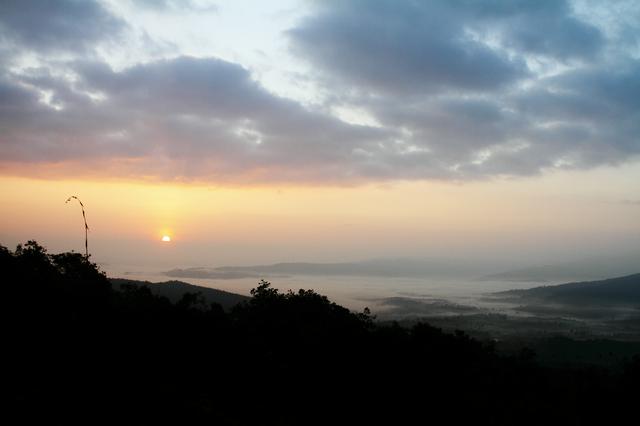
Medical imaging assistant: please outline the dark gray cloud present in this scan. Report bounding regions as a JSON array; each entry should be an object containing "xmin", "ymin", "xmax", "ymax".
[
  {"xmin": 0, "ymin": 56, "xmax": 393, "ymax": 183},
  {"xmin": 288, "ymin": 0, "xmax": 604, "ymax": 97},
  {"xmin": 283, "ymin": 0, "xmax": 639, "ymax": 180},
  {"xmin": 0, "ymin": 0, "xmax": 126, "ymax": 54},
  {"xmin": 0, "ymin": 0, "xmax": 639, "ymax": 183},
  {"xmin": 288, "ymin": 0, "xmax": 528, "ymax": 95},
  {"xmin": 464, "ymin": 0, "xmax": 604, "ymax": 60}
]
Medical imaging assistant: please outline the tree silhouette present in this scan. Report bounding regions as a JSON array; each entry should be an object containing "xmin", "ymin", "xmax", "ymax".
[{"xmin": 1, "ymin": 240, "xmax": 638, "ymax": 425}]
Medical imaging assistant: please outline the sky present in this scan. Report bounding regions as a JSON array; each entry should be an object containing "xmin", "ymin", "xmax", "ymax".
[{"xmin": 0, "ymin": 0, "xmax": 639, "ymax": 271}]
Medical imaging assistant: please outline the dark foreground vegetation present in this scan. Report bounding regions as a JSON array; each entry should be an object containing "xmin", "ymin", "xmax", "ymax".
[{"xmin": 3, "ymin": 241, "xmax": 640, "ymax": 425}]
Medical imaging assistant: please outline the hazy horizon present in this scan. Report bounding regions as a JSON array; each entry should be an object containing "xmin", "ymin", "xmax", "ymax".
[{"xmin": 1, "ymin": 0, "xmax": 639, "ymax": 285}]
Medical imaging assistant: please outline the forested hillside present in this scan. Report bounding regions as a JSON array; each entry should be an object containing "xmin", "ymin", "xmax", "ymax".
[
  {"xmin": 3, "ymin": 241, "xmax": 639, "ymax": 425},
  {"xmin": 498, "ymin": 273, "xmax": 640, "ymax": 305}
]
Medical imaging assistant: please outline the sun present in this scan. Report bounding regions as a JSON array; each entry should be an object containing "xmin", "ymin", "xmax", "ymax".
[{"xmin": 161, "ymin": 235, "xmax": 171, "ymax": 242}]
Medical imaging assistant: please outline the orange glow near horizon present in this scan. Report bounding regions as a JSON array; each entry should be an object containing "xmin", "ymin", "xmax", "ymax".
[{"xmin": 1, "ymin": 166, "xmax": 639, "ymax": 267}]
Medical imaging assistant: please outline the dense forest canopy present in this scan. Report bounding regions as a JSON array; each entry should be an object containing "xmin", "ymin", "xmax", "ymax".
[{"xmin": 2, "ymin": 241, "xmax": 640, "ymax": 425}]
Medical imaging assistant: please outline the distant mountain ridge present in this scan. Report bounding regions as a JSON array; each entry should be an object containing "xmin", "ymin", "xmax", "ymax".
[
  {"xmin": 166, "ymin": 258, "xmax": 495, "ymax": 280},
  {"xmin": 165, "ymin": 268, "xmax": 261, "ymax": 280},
  {"xmin": 111, "ymin": 278, "xmax": 249, "ymax": 310},
  {"xmin": 480, "ymin": 254, "xmax": 640, "ymax": 282},
  {"xmin": 496, "ymin": 273, "xmax": 640, "ymax": 306}
]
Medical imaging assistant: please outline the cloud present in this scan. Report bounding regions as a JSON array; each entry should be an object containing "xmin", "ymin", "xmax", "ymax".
[
  {"xmin": 284, "ymin": 0, "xmax": 640, "ymax": 180},
  {"xmin": 0, "ymin": 0, "xmax": 127, "ymax": 54},
  {"xmin": 133, "ymin": 0, "xmax": 218, "ymax": 13},
  {"xmin": 288, "ymin": 1, "xmax": 528, "ymax": 95},
  {"xmin": 466, "ymin": 0, "xmax": 605, "ymax": 60},
  {"xmin": 0, "ymin": 56, "xmax": 393, "ymax": 183},
  {"xmin": 0, "ymin": 0, "xmax": 639, "ymax": 184}
]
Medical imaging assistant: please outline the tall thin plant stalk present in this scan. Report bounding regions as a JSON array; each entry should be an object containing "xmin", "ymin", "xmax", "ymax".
[{"xmin": 66, "ymin": 196, "xmax": 89, "ymax": 259}]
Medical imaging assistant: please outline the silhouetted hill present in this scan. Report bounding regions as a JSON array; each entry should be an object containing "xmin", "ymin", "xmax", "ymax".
[
  {"xmin": 110, "ymin": 278, "xmax": 249, "ymax": 310},
  {"xmin": 3, "ymin": 240, "xmax": 640, "ymax": 425},
  {"xmin": 497, "ymin": 273, "xmax": 640, "ymax": 306}
]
